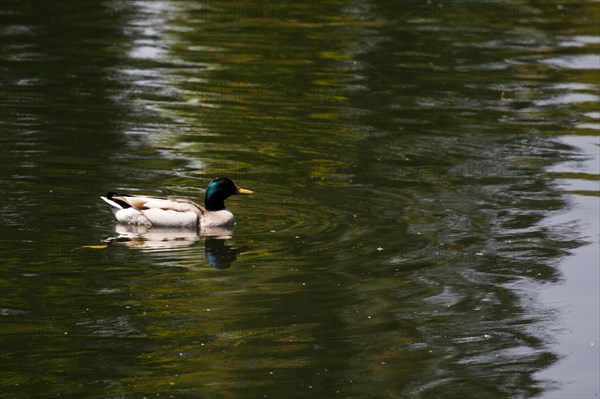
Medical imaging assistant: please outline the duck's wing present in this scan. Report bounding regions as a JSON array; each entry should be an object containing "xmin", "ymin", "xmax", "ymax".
[{"xmin": 112, "ymin": 194, "xmax": 205, "ymax": 214}]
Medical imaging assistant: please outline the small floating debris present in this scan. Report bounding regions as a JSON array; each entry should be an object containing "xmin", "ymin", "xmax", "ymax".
[{"xmin": 71, "ymin": 245, "xmax": 108, "ymax": 251}]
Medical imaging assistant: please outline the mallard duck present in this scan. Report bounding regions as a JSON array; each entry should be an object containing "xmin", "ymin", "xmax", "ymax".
[{"xmin": 100, "ymin": 177, "xmax": 253, "ymax": 228}]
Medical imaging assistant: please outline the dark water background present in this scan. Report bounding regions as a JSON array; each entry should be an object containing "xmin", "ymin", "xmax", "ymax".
[{"xmin": 1, "ymin": 1, "xmax": 598, "ymax": 398}]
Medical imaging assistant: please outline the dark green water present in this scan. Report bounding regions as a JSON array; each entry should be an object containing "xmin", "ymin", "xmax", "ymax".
[{"xmin": 1, "ymin": 1, "xmax": 598, "ymax": 398}]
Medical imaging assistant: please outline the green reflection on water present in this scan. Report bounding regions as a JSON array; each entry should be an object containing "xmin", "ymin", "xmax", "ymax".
[{"xmin": 1, "ymin": 1, "xmax": 598, "ymax": 398}]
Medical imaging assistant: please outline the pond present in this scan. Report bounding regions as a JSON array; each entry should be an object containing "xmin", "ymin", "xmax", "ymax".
[{"xmin": 1, "ymin": 1, "xmax": 598, "ymax": 398}]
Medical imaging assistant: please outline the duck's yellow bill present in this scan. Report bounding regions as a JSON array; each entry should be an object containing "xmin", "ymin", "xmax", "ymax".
[{"xmin": 236, "ymin": 187, "xmax": 253, "ymax": 195}]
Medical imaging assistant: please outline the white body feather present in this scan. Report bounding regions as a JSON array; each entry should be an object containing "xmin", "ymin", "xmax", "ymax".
[{"xmin": 100, "ymin": 195, "xmax": 235, "ymax": 228}]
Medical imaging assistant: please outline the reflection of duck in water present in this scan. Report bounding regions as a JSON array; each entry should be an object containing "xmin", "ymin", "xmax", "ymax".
[
  {"xmin": 100, "ymin": 177, "xmax": 252, "ymax": 228},
  {"xmin": 103, "ymin": 225, "xmax": 243, "ymax": 269},
  {"xmin": 107, "ymin": 225, "xmax": 204, "ymax": 250},
  {"xmin": 204, "ymin": 237, "xmax": 241, "ymax": 269}
]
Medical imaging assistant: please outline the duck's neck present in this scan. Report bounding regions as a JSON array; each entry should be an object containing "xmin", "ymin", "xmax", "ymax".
[{"xmin": 205, "ymin": 196, "xmax": 226, "ymax": 211}]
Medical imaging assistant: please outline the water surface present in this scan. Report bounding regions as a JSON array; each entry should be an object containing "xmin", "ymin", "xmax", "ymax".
[{"xmin": 1, "ymin": 1, "xmax": 598, "ymax": 398}]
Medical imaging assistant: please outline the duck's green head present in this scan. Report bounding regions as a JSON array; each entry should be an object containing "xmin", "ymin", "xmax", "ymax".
[{"xmin": 204, "ymin": 177, "xmax": 253, "ymax": 211}]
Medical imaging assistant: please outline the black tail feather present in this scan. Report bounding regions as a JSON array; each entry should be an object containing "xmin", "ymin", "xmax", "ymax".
[{"xmin": 106, "ymin": 192, "xmax": 131, "ymax": 209}]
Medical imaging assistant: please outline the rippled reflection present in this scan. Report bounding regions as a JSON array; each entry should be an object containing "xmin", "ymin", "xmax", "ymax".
[
  {"xmin": 104, "ymin": 224, "xmax": 241, "ymax": 269},
  {"xmin": 0, "ymin": 1, "xmax": 598, "ymax": 398}
]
